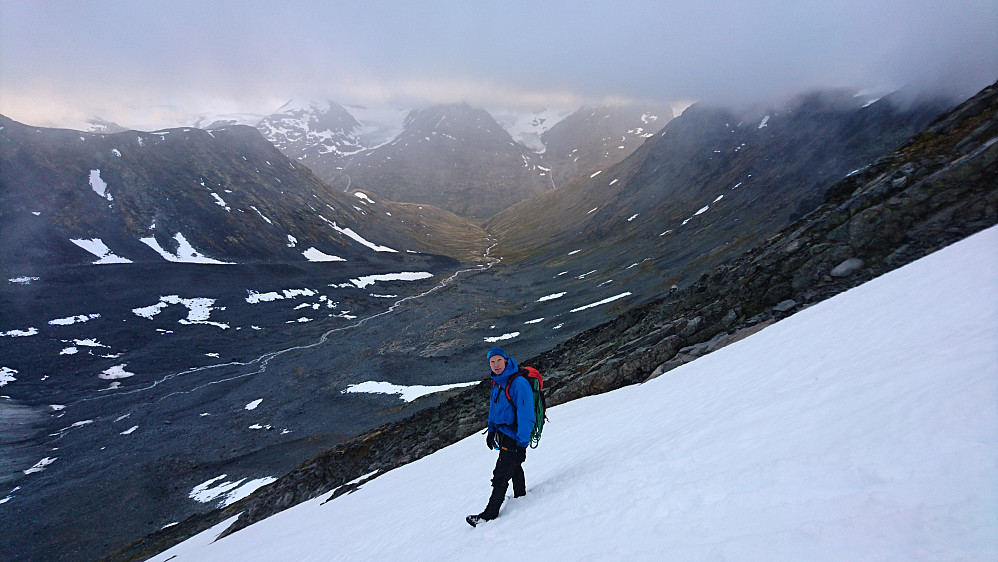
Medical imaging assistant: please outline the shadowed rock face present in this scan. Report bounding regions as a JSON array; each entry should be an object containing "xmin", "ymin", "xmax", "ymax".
[
  {"xmin": 344, "ymin": 103, "xmax": 552, "ymax": 219},
  {"xmin": 107, "ymin": 84, "xmax": 996, "ymax": 562}
]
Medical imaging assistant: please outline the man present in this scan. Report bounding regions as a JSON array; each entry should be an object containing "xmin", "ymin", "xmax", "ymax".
[{"xmin": 467, "ymin": 346, "xmax": 535, "ymax": 527}]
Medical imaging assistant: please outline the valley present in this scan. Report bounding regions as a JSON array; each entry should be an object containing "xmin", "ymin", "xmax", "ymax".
[{"xmin": 2, "ymin": 82, "xmax": 995, "ymax": 561}]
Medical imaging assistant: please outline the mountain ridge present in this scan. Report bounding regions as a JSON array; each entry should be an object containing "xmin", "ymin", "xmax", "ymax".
[
  {"xmin": 0, "ymin": 117, "xmax": 489, "ymax": 268},
  {"xmin": 486, "ymin": 89, "xmax": 952, "ymax": 289},
  {"xmin": 241, "ymin": 99, "xmax": 673, "ymax": 217}
]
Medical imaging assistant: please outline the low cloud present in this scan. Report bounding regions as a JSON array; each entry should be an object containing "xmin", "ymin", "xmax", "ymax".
[{"xmin": 1, "ymin": 1, "xmax": 994, "ymax": 128}]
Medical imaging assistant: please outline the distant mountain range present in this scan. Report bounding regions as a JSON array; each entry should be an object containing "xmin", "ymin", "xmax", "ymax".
[
  {"xmin": 247, "ymin": 100, "xmax": 674, "ymax": 218},
  {"xmin": 74, "ymin": 100, "xmax": 675, "ymax": 219},
  {"xmin": 183, "ymin": 100, "xmax": 674, "ymax": 218}
]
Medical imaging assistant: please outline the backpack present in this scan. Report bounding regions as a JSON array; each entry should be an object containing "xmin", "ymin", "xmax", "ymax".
[{"xmin": 503, "ymin": 366, "xmax": 548, "ymax": 448}]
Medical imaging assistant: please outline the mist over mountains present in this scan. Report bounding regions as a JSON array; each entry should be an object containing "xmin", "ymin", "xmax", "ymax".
[
  {"xmin": 243, "ymin": 99, "xmax": 674, "ymax": 218},
  {"xmin": 2, "ymin": 80, "xmax": 995, "ymax": 562},
  {"xmin": 488, "ymin": 89, "xmax": 949, "ymax": 286}
]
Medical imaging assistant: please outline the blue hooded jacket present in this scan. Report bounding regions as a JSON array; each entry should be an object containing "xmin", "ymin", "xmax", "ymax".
[{"xmin": 486, "ymin": 347, "xmax": 535, "ymax": 448}]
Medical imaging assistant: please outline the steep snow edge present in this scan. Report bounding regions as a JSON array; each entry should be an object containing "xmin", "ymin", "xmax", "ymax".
[{"xmin": 151, "ymin": 225, "xmax": 997, "ymax": 561}]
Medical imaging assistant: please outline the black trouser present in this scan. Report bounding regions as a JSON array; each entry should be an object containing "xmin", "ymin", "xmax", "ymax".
[{"xmin": 481, "ymin": 432, "xmax": 526, "ymax": 519}]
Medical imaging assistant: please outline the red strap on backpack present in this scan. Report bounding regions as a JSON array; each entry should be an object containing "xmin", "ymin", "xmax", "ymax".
[{"xmin": 503, "ymin": 367, "xmax": 543, "ymax": 401}]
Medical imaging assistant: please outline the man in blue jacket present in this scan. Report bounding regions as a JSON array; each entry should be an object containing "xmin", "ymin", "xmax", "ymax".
[{"xmin": 466, "ymin": 346, "xmax": 535, "ymax": 527}]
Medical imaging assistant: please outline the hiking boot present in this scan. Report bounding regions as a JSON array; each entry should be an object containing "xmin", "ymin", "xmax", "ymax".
[{"xmin": 466, "ymin": 514, "xmax": 482, "ymax": 527}]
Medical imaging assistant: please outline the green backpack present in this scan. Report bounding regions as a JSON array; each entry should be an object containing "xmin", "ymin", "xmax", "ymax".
[{"xmin": 502, "ymin": 366, "xmax": 548, "ymax": 448}]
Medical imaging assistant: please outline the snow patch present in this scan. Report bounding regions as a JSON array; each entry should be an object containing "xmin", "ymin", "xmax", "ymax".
[
  {"xmin": 250, "ymin": 206, "xmax": 273, "ymax": 224},
  {"xmin": 329, "ymin": 222, "xmax": 397, "ymax": 253},
  {"xmin": 484, "ymin": 332, "xmax": 520, "ymax": 343},
  {"xmin": 537, "ymin": 292, "xmax": 567, "ymax": 302},
  {"xmin": 89, "ymin": 169, "xmax": 112, "ymax": 201},
  {"xmin": 132, "ymin": 296, "xmax": 228, "ymax": 328},
  {"xmin": 190, "ymin": 475, "xmax": 279, "ymax": 508},
  {"xmin": 302, "ymin": 248, "xmax": 346, "ymax": 262},
  {"xmin": 348, "ymin": 272, "xmax": 432, "ymax": 289},
  {"xmin": 140, "ymin": 233, "xmax": 232, "ymax": 264},
  {"xmin": 245, "ymin": 288, "xmax": 316, "ymax": 304},
  {"xmin": 1, "ymin": 328, "xmax": 38, "ymax": 337},
  {"xmin": 343, "ymin": 380, "xmax": 478, "ymax": 403},
  {"xmin": 71, "ymin": 238, "xmax": 132, "ymax": 264},
  {"xmin": 23, "ymin": 457, "xmax": 57, "ymax": 475},
  {"xmin": 99, "ymin": 364, "xmax": 135, "ymax": 380},
  {"xmin": 211, "ymin": 193, "xmax": 230, "ymax": 212},
  {"xmin": 49, "ymin": 313, "xmax": 100, "ymax": 326},
  {"xmin": 0, "ymin": 367, "xmax": 17, "ymax": 387},
  {"xmin": 570, "ymin": 292, "xmax": 632, "ymax": 312}
]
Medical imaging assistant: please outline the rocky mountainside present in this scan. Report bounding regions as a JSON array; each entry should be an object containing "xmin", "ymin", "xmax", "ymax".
[
  {"xmin": 0, "ymin": 117, "xmax": 486, "ymax": 269},
  {"xmin": 344, "ymin": 103, "xmax": 552, "ymax": 218},
  {"xmin": 488, "ymin": 90, "xmax": 951, "ymax": 290},
  {"xmin": 247, "ymin": 101, "xmax": 671, "ymax": 218},
  {"xmin": 540, "ymin": 104, "xmax": 672, "ymax": 186},
  {"xmin": 254, "ymin": 99, "xmax": 367, "ymax": 188},
  {"xmin": 110, "ymin": 80, "xmax": 996, "ymax": 561}
]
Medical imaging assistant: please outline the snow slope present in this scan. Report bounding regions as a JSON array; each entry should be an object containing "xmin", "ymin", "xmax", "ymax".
[{"xmin": 151, "ymin": 226, "xmax": 998, "ymax": 561}]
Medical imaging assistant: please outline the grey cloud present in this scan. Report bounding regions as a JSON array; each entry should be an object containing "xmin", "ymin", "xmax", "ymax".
[{"xmin": 1, "ymin": 0, "xmax": 994, "ymax": 128}]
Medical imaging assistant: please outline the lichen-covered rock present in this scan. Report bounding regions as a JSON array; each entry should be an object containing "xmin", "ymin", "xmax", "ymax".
[{"xmin": 831, "ymin": 258, "xmax": 864, "ymax": 277}]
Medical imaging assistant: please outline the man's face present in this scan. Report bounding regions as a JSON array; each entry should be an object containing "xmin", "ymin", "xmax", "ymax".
[{"xmin": 489, "ymin": 355, "xmax": 506, "ymax": 375}]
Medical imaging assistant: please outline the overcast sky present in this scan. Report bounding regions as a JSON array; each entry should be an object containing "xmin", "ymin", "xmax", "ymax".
[{"xmin": 1, "ymin": 1, "xmax": 995, "ymax": 129}]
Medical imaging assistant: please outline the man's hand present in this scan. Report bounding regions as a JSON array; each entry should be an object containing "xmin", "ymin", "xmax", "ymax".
[{"xmin": 486, "ymin": 431, "xmax": 497, "ymax": 450}]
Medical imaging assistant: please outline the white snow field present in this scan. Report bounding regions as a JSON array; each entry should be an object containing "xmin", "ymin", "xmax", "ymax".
[{"xmin": 151, "ymin": 226, "xmax": 998, "ymax": 561}]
